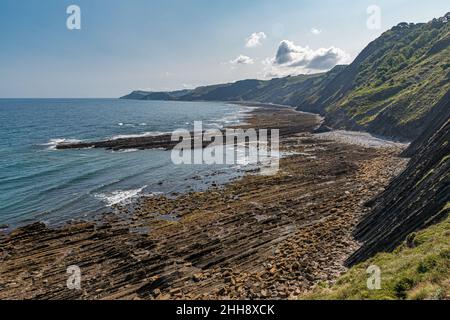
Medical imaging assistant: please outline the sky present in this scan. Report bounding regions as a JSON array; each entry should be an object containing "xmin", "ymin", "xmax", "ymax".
[{"xmin": 0, "ymin": 0, "xmax": 448, "ymax": 98}]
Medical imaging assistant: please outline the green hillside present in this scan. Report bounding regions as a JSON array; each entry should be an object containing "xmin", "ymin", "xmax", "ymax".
[
  {"xmin": 301, "ymin": 213, "xmax": 449, "ymax": 300},
  {"xmin": 310, "ymin": 14, "xmax": 450, "ymax": 140}
]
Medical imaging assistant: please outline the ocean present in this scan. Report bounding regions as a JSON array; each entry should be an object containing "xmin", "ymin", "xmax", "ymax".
[{"xmin": 0, "ymin": 99, "xmax": 254, "ymax": 227}]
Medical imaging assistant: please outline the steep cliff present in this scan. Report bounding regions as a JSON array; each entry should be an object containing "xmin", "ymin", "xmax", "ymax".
[{"xmin": 346, "ymin": 92, "xmax": 449, "ymax": 266}]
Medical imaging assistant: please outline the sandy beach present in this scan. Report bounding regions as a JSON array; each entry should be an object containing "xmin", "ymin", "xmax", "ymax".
[{"xmin": 0, "ymin": 104, "xmax": 408, "ymax": 300}]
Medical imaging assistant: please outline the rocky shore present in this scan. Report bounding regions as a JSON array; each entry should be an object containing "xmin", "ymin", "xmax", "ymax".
[
  {"xmin": 56, "ymin": 103, "xmax": 313, "ymax": 151},
  {"xmin": 0, "ymin": 106, "xmax": 407, "ymax": 300}
]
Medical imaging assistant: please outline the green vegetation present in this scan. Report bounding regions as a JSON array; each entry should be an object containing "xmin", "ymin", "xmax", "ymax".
[
  {"xmin": 301, "ymin": 211, "xmax": 450, "ymax": 300},
  {"xmin": 319, "ymin": 16, "xmax": 450, "ymax": 139}
]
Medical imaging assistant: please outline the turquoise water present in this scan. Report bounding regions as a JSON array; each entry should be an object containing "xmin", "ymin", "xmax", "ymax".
[{"xmin": 0, "ymin": 99, "xmax": 250, "ymax": 227}]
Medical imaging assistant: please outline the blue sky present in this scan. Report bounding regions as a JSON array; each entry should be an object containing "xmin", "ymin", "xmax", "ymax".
[{"xmin": 0, "ymin": 0, "xmax": 448, "ymax": 98}]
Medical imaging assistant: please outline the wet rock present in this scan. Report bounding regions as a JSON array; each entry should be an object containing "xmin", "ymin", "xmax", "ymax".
[
  {"xmin": 313, "ymin": 124, "xmax": 333, "ymax": 134},
  {"xmin": 192, "ymin": 273, "xmax": 203, "ymax": 282}
]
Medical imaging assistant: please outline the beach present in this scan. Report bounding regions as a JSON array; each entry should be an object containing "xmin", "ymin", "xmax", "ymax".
[{"xmin": 0, "ymin": 104, "xmax": 408, "ymax": 300}]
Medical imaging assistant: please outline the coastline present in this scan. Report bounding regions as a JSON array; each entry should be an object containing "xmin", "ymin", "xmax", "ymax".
[
  {"xmin": 54, "ymin": 102, "xmax": 315, "ymax": 151},
  {"xmin": 0, "ymin": 104, "xmax": 408, "ymax": 299}
]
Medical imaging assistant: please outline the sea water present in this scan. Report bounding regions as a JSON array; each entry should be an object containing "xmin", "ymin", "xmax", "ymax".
[{"xmin": 0, "ymin": 99, "xmax": 254, "ymax": 227}]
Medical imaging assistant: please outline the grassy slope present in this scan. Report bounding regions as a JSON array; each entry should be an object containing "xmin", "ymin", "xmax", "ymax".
[
  {"xmin": 301, "ymin": 208, "xmax": 450, "ymax": 300},
  {"xmin": 339, "ymin": 24, "xmax": 450, "ymax": 124},
  {"xmin": 327, "ymin": 17, "xmax": 450, "ymax": 138}
]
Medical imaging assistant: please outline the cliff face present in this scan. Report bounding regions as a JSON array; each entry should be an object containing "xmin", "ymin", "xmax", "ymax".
[
  {"xmin": 294, "ymin": 13, "xmax": 450, "ymax": 141},
  {"xmin": 346, "ymin": 93, "xmax": 450, "ymax": 266}
]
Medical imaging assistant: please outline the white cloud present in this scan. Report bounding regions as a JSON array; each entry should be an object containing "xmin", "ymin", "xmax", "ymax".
[
  {"xmin": 245, "ymin": 32, "xmax": 267, "ymax": 47},
  {"xmin": 263, "ymin": 40, "xmax": 350, "ymax": 77},
  {"xmin": 230, "ymin": 55, "xmax": 254, "ymax": 65},
  {"xmin": 311, "ymin": 28, "xmax": 322, "ymax": 35}
]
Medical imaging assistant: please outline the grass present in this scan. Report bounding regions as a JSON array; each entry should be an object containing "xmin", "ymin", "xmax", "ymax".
[
  {"xmin": 328, "ymin": 18, "xmax": 450, "ymax": 134},
  {"xmin": 300, "ymin": 210, "xmax": 450, "ymax": 300}
]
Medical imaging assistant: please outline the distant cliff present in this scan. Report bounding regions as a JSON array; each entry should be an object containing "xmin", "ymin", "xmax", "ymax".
[
  {"xmin": 120, "ymin": 72, "xmax": 338, "ymax": 106},
  {"xmin": 121, "ymin": 89, "xmax": 191, "ymax": 101}
]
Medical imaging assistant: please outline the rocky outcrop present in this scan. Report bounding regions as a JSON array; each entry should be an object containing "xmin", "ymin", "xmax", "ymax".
[
  {"xmin": 56, "ymin": 105, "xmax": 319, "ymax": 151},
  {"xmin": 120, "ymin": 90, "xmax": 153, "ymax": 100},
  {"xmin": 346, "ymin": 93, "xmax": 450, "ymax": 265},
  {"xmin": 120, "ymin": 89, "xmax": 192, "ymax": 100}
]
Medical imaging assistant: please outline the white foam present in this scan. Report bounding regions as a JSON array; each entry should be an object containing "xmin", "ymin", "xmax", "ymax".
[
  {"xmin": 95, "ymin": 185, "xmax": 147, "ymax": 207},
  {"xmin": 43, "ymin": 138, "xmax": 83, "ymax": 150},
  {"xmin": 211, "ymin": 106, "xmax": 257, "ymax": 127},
  {"xmin": 118, "ymin": 122, "xmax": 148, "ymax": 127},
  {"xmin": 111, "ymin": 148, "xmax": 140, "ymax": 153},
  {"xmin": 206, "ymin": 122, "xmax": 224, "ymax": 129},
  {"xmin": 110, "ymin": 131, "xmax": 168, "ymax": 140}
]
